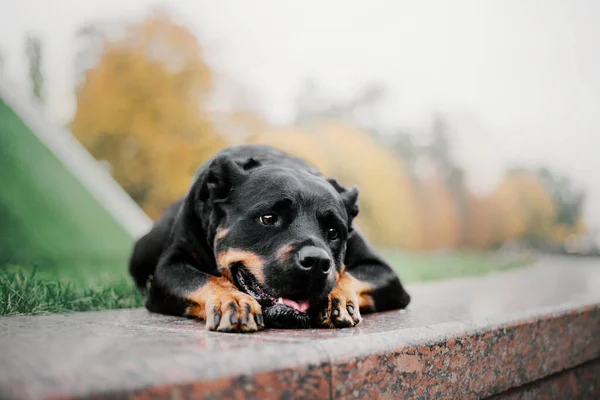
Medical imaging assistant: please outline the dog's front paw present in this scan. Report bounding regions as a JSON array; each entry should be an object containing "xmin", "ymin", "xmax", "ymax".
[
  {"xmin": 205, "ymin": 290, "xmax": 264, "ymax": 332},
  {"xmin": 315, "ymin": 284, "xmax": 362, "ymax": 329},
  {"xmin": 186, "ymin": 278, "xmax": 265, "ymax": 333}
]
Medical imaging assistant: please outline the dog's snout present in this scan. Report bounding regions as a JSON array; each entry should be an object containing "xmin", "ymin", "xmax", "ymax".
[{"xmin": 297, "ymin": 246, "xmax": 331, "ymax": 274}]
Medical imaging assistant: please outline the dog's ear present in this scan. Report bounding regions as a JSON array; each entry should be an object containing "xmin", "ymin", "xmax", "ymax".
[
  {"xmin": 240, "ymin": 157, "xmax": 261, "ymax": 170},
  {"xmin": 341, "ymin": 185, "xmax": 359, "ymax": 220},
  {"xmin": 327, "ymin": 178, "xmax": 360, "ymax": 229},
  {"xmin": 203, "ymin": 154, "xmax": 248, "ymax": 203}
]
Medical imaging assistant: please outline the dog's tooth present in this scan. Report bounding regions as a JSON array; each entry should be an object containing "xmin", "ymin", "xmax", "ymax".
[{"xmin": 277, "ymin": 297, "xmax": 283, "ymax": 304}]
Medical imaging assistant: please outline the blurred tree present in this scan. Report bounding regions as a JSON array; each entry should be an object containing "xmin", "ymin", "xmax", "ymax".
[
  {"xmin": 70, "ymin": 10, "xmax": 226, "ymax": 219},
  {"xmin": 391, "ymin": 131, "xmax": 421, "ymax": 177},
  {"xmin": 465, "ymin": 194, "xmax": 505, "ymax": 249},
  {"xmin": 74, "ymin": 23, "xmax": 107, "ymax": 97},
  {"xmin": 418, "ymin": 177, "xmax": 462, "ymax": 250},
  {"xmin": 423, "ymin": 114, "xmax": 469, "ymax": 247},
  {"xmin": 536, "ymin": 167, "xmax": 586, "ymax": 228},
  {"xmin": 491, "ymin": 181, "xmax": 526, "ymax": 244},
  {"xmin": 25, "ymin": 34, "xmax": 44, "ymax": 102},
  {"xmin": 493, "ymin": 169, "xmax": 556, "ymax": 247},
  {"xmin": 520, "ymin": 167, "xmax": 588, "ymax": 245}
]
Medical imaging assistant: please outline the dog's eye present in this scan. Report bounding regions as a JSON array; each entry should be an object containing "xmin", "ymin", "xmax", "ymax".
[
  {"xmin": 327, "ymin": 228, "xmax": 339, "ymax": 240},
  {"xmin": 259, "ymin": 213, "xmax": 278, "ymax": 226}
]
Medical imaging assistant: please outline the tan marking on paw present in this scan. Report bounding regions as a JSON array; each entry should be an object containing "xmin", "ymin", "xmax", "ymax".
[
  {"xmin": 184, "ymin": 276, "xmax": 264, "ymax": 333},
  {"xmin": 319, "ymin": 269, "xmax": 375, "ymax": 328}
]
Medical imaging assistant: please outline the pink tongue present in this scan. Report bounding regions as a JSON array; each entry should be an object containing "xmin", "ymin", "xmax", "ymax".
[{"xmin": 280, "ymin": 298, "xmax": 310, "ymax": 313}]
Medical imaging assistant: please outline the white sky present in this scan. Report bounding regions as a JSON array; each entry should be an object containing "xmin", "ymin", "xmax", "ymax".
[{"xmin": 1, "ymin": 0, "xmax": 599, "ymax": 231}]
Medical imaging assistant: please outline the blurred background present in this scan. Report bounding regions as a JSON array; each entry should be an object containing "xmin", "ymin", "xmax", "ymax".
[{"xmin": 0, "ymin": 0, "xmax": 598, "ymax": 315}]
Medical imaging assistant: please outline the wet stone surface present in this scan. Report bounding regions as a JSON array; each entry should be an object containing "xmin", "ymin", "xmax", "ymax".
[{"xmin": 1, "ymin": 255, "xmax": 599, "ymax": 399}]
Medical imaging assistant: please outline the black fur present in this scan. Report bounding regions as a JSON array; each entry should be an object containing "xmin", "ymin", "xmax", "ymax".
[{"xmin": 129, "ymin": 144, "xmax": 410, "ymax": 329}]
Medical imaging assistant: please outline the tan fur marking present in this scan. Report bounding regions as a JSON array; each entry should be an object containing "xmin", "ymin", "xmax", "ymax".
[
  {"xmin": 184, "ymin": 276, "xmax": 263, "ymax": 332},
  {"xmin": 217, "ymin": 249, "xmax": 266, "ymax": 285},
  {"xmin": 320, "ymin": 268, "xmax": 374, "ymax": 328},
  {"xmin": 215, "ymin": 228, "xmax": 229, "ymax": 242},
  {"xmin": 276, "ymin": 245, "xmax": 295, "ymax": 263},
  {"xmin": 184, "ymin": 276, "xmax": 238, "ymax": 319},
  {"xmin": 334, "ymin": 269, "xmax": 375, "ymax": 311},
  {"xmin": 334, "ymin": 264, "xmax": 346, "ymax": 282}
]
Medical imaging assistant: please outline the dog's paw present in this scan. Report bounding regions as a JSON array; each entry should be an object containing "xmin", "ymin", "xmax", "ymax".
[
  {"xmin": 203, "ymin": 290, "xmax": 264, "ymax": 333},
  {"xmin": 315, "ymin": 284, "xmax": 362, "ymax": 329},
  {"xmin": 185, "ymin": 277, "xmax": 265, "ymax": 333}
]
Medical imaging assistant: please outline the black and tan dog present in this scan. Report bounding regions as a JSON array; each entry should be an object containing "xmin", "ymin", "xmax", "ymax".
[{"xmin": 129, "ymin": 145, "xmax": 410, "ymax": 332}]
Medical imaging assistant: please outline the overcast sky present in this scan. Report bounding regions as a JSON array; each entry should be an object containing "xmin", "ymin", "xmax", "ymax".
[{"xmin": 1, "ymin": 0, "xmax": 599, "ymax": 231}]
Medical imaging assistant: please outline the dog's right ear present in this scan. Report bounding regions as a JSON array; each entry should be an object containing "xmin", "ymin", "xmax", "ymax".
[
  {"xmin": 199, "ymin": 154, "xmax": 248, "ymax": 203},
  {"xmin": 327, "ymin": 177, "xmax": 360, "ymax": 230}
]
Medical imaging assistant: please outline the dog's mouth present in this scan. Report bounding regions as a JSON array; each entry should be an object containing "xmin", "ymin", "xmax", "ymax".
[{"xmin": 232, "ymin": 265, "xmax": 310, "ymax": 313}]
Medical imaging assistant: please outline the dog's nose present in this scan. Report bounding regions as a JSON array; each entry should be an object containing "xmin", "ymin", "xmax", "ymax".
[{"xmin": 297, "ymin": 246, "xmax": 332, "ymax": 274}]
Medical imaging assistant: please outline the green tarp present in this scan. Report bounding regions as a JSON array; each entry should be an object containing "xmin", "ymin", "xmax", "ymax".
[{"xmin": 0, "ymin": 83, "xmax": 151, "ymax": 277}]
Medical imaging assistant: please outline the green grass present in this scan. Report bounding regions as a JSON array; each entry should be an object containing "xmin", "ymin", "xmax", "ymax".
[
  {"xmin": 0, "ymin": 251, "xmax": 534, "ymax": 317},
  {"xmin": 384, "ymin": 250, "xmax": 535, "ymax": 284},
  {"xmin": 0, "ymin": 267, "xmax": 144, "ymax": 316}
]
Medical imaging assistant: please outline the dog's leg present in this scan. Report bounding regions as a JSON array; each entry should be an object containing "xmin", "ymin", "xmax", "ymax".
[
  {"xmin": 129, "ymin": 199, "xmax": 183, "ymax": 289},
  {"xmin": 316, "ymin": 229, "xmax": 411, "ymax": 328},
  {"xmin": 147, "ymin": 260, "xmax": 264, "ymax": 333}
]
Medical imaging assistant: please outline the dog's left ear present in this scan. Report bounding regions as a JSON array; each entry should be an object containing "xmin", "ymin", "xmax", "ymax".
[
  {"xmin": 193, "ymin": 154, "xmax": 253, "ymax": 243},
  {"xmin": 327, "ymin": 178, "xmax": 360, "ymax": 229},
  {"xmin": 204, "ymin": 154, "xmax": 249, "ymax": 203}
]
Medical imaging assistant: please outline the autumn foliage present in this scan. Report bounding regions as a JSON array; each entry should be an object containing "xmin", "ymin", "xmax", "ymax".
[
  {"xmin": 71, "ymin": 11, "xmax": 226, "ymax": 219},
  {"xmin": 70, "ymin": 11, "xmax": 587, "ymax": 249}
]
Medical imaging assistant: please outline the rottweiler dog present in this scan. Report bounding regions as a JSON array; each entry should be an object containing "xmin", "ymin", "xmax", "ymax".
[{"xmin": 129, "ymin": 144, "xmax": 410, "ymax": 332}]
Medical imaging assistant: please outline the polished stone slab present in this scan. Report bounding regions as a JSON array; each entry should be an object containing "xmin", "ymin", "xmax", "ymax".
[
  {"xmin": 490, "ymin": 359, "xmax": 600, "ymax": 400},
  {"xmin": 0, "ymin": 255, "xmax": 599, "ymax": 399}
]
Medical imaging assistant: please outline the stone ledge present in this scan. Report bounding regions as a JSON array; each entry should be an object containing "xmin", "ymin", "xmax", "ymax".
[
  {"xmin": 490, "ymin": 358, "xmax": 600, "ymax": 399},
  {"xmin": 1, "ymin": 255, "xmax": 599, "ymax": 399}
]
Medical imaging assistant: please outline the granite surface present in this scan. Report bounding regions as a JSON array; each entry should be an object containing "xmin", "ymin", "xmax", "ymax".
[
  {"xmin": 490, "ymin": 358, "xmax": 600, "ymax": 400},
  {"xmin": 1, "ymin": 255, "xmax": 599, "ymax": 399}
]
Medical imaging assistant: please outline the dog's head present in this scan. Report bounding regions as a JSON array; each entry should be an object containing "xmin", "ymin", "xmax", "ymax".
[{"xmin": 194, "ymin": 154, "xmax": 359, "ymax": 324}]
